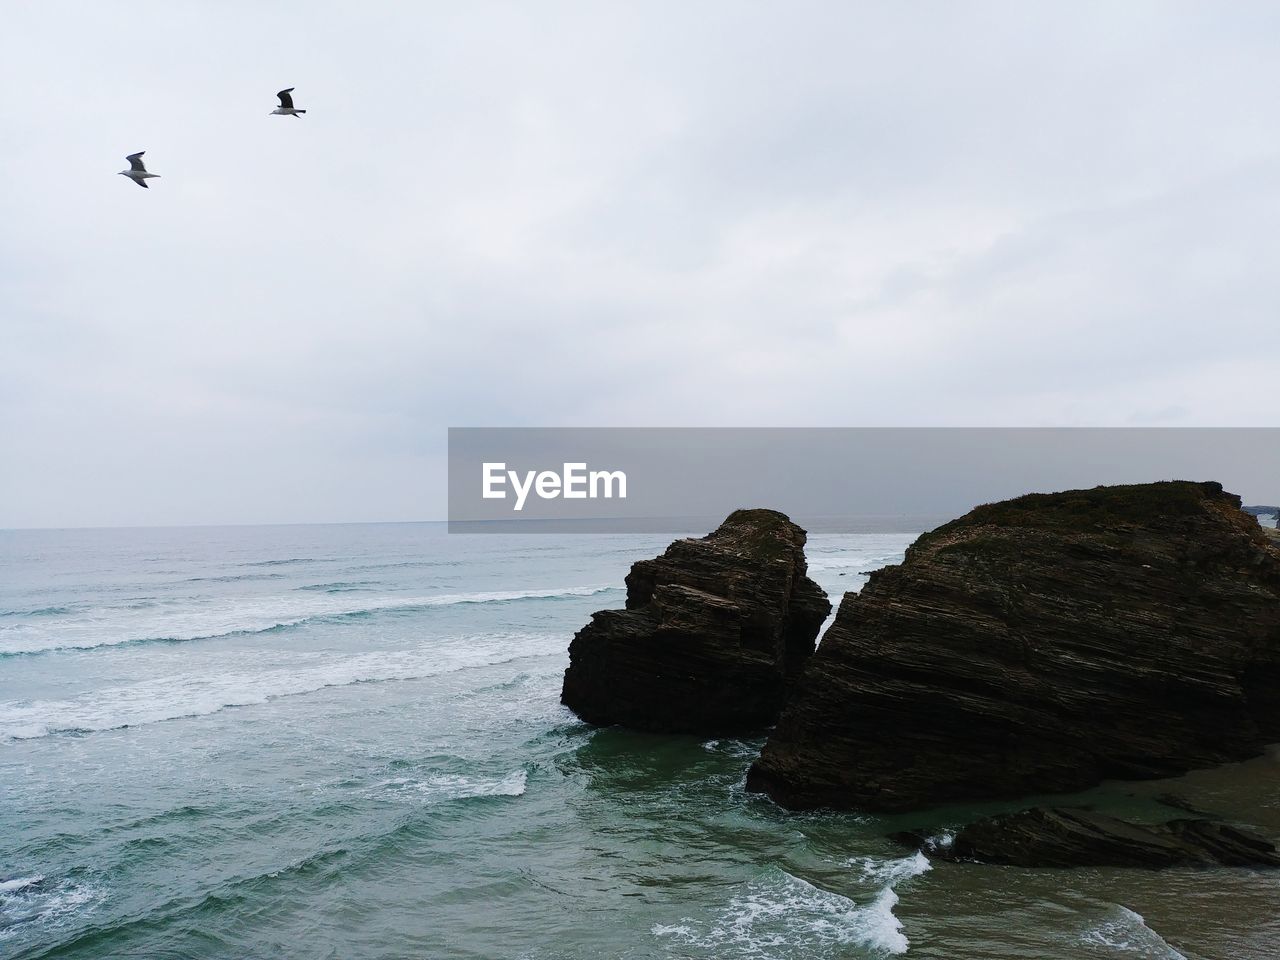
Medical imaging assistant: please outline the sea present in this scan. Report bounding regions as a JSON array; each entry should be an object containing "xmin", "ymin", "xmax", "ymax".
[{"xmin": 2, "ymin": 523, "xmax": 1278, "ymax": 959}]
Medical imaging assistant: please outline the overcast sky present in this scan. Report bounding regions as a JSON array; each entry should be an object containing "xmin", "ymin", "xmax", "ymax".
[{"xmin": 2, "ymin": 2, "xmax": 1279, "ymax": 527}]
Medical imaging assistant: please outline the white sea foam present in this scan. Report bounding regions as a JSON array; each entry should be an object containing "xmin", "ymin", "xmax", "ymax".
[
  {"xmin": 0, "ymin": 874, "xmax": 44, "ymax": 895},
  {"xmin": 806, "ymin": 558, "xmax": 876, "ymax": 573},
  {"xmin": 0, "ymin": 875, "xmax": 103, "ymax": 942},
  {"xmin": 1080, "ymin": 905, "xmax": 1188, "ymax": 958},
  {"xmin": 897, "ymin": 829, "xmax": 955, "ymax": 855},
  {"xmin": 803, "ymin": 536, "xmax": 913, "ymax": 575},
  {"xmin": 848, "ymin": 850, "xmax": 932, "ymax": 886},
  {"xmin": 928, "ymin": 830, "xmax": 954, "ymax": 851},
  {"xmin": 378, "ymin": 770, "xmax": 528, "ymax": 802},
  {"xmin": 702, "ymin": 738, "xmax": 763, "ymax": 759},
  {"xmin": 0, "ymin": 633, "xmax": 558, "ymax": 741},
  {"xmin": 652, "ymin": 867, "xmax": 911, "ymax": 957},
  {"xmin": 0, "ymin": 586, "xmax": 615, "ymax": 656},
  {"xmin": 651, "ymin": 923, "xmax": 696, "ymax": 938}
]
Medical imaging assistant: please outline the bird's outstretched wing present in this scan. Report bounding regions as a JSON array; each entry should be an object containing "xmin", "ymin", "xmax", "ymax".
[
  {"xmin": 126, "ymin": 152, "xmax": 147, "ymax": 172},
  {"xmin": 276, "ymin": 88, "xmax": 295, "ymax": 108},
  {"xmin": 133, "ymin": 178, "xmax": 149, "ymax": 188}
]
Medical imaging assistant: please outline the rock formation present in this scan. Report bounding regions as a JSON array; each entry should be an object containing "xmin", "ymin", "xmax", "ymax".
[
  {"xmin": 892, "ymin": 807, "xmax": 1280, "ymax": 869},
  {"xmin": 1241, "ymin": 504, "xmax": 1280, "ymax": 519},
  {"xmin": 561, "ymin": 508, "xmax": 830, "ymax": 733},
  {"xmin": 747, "ymin": 481, "xmax": 1280, "ymax": 812}
]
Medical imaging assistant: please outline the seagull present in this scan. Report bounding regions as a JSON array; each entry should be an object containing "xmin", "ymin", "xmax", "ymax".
[
  {"xmin": 270, "ymin": 87, "xmax": 306, "ymax": 117},
  {"xmin": 118, "ymin": 152, "xmax": 159, "ymax": 188}
]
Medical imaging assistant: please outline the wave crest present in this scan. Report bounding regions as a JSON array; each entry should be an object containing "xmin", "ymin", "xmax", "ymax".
[
  {"xmin": 652, "ymin": 866, "xmax": 914, "ymax": 957},
  {"xmin": 0, "ymin": 585, "xmax": 616, "ymax": 657},
  {"xmin": 1, "ymin": 634, "xmax": 558, "ymax": 741},
  {"xmin": 1080, "ymin": 905, "xmax": 1188, "ymax": 959},
  {"xmin": 376, "ymin": 770, "xmax": 528, "ymax": 803}
]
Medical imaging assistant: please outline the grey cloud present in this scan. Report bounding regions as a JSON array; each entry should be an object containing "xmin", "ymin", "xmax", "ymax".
[{"xmin": 2, "ymin": 2, "xmax": 1279, "ymax": 525}]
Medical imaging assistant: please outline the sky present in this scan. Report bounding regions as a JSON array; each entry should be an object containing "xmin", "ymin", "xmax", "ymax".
[{"xmin": 2, "ymin": 1, "xmax": 1279, "ymax": 527}]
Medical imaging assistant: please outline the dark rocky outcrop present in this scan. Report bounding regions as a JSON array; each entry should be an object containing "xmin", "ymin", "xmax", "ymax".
[
  {"xmin": 892, "ymin": 807, "xmax": 1280, "ymax": 869},
  {"xmin": 561, "ymin": 509, "xmax": 830, "ymax": 733},
  {"xmin": 747, "ymin": 481, "xmax": 1280, "ymax": 812}
]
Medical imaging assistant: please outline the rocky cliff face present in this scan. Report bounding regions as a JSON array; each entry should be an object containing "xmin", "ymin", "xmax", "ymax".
[
  {"xmin": 561, "ymin": 509, "xmax": 830, "ymax": 733},
  {"xmin": 747, "ymin": 481, "xmax": 1280, "ymax": 812}
]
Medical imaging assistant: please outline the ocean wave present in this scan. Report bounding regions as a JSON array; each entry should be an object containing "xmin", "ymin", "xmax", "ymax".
[
  {"xmin": 20, "ymin": 769, "xmax": 527, "ymax": 951},
  {"xmin": 702, "ymin": 738, "xmax": 766, "ymax": 760},
  {"xmin": 242, "ymin": 557, "xmax": 324, "ymax": 567},
  {"xmin": 0, "ymin": 874, "xmax": 104, "ymax": 942},
  {"xmin": 1080, "ymin": 905, "xmax": 1188, "ymax": 958},
  {"xmin": 0, "ymin": 585, "xmax": 617, "ymax": 657},
  {"xmin": 848, "ymin": 850, "xmax": 932, "ymax": 886},
  {"xmin": 473, "ymin": 672, "xmax": 535, "ymax": 694},
  {"xmin": 806, "ymin": 558, "xmax": 876, "ymax": 573},
  {"xmin": 375, "ymin": 770, "xmax": 528, "ymax": 803},
  {"xmin": 20, "ymin": 853, "xmax": 343, "ymax": 955},
  {"xmin": 295, "ymin": 580, "xmax": 378, "ymax": 593},
  {"xmin": 341, "ymin": 559, "xmax": 464, "ymax": 573},
  {"xmin": 183, "ymin": 573, "xmax": 287, "ymax": 584},
  {"xmin": 652, "ymin": 867, "xmax": 912, "ymax": 957},
  {"xmin": 0, "ymin": 606, "xmax": 72, "ymax": 619},
  {"xmin": 0, "ymin": 634, "xmax": 559, "ymax": 741},
  {"xmin": 0, "ymin": 875, "xmax": 45, "ymax": 896}
]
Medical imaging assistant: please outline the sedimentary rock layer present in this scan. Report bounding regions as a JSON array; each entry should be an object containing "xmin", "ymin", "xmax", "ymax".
[
  {"xmin": 561, "ymin": 509, "xmax": 830, "ymax": 733},
  {"xmin": 747, "ymin": 481, "xmax": 1280, "ymax": 811},
  {"xmin": 893, "ymin": 807, "xmax": 1280, "ymax": 869}
]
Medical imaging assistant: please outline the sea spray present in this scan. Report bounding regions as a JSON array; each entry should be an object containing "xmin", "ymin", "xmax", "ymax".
[{"xmin": 652, "ymin": 864, "xmax": 919, "ymax": 957}]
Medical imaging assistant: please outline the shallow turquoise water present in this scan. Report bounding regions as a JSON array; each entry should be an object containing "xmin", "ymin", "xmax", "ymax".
[{"xmin": 2, "ymin": 524, "xmax": 1276, "ymax": 958}]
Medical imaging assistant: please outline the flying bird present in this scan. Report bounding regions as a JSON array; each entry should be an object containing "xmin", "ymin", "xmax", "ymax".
[
  {"xmin": 118, "ymin": 152, "xmax": 159, "ymax": 189},
  {"xmin": 270, "ymin": 87, "xmax": 306, "ymax": 117}
]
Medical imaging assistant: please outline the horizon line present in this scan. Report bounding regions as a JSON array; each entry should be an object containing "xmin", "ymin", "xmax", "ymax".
[{"xmin": 0, "ymin": 511, "xmax": 951, "ymax": 535}]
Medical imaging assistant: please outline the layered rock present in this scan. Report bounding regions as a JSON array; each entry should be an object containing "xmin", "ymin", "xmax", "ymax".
[
  {"xmin": 747, "ymin": 481, "xmax": 1280, "ymax": 812},
  {"xmin": 561, "ymin": 509, "xmax": 830, "ymax": 733},
  {"xmin": 893, "ymin": 807, "xmax": 1280, "ymax": 869}
]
